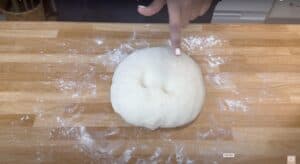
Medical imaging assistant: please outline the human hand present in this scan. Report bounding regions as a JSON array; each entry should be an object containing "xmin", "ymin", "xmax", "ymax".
[{"xmin": 138, "ymin": 0, "xmax": 213, "ymax": 55}]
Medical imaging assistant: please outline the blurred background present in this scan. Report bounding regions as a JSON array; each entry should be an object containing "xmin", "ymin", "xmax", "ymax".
[{"xmin": 0, "ymin": 0, "xmax": 299, "ymax": 23}]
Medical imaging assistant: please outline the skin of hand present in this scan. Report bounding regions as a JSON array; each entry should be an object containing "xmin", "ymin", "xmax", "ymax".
[{"xmin": 138, "ymin": 0, "xmax": 213, "ymax": 55}]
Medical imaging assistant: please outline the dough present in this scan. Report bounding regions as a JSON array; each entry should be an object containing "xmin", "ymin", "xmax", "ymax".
[{"xmin": 110, "ymin": 47, "xmax": 205, "ymax": 130}]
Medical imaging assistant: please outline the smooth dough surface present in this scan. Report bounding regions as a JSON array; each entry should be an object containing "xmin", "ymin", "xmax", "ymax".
[{"xmin": 110, "ymin": 47, "xmax": 205, "ymax": 129}]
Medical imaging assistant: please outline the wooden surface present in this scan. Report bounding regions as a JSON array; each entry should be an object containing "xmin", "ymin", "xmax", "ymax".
[{"xmin": 0, "ymin": 22, "xmax": 299, "ymax": 164}]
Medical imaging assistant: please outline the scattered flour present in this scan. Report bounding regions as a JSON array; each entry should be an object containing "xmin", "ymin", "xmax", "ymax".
[
  {"xmin": 183, "ymin": 35, "xmax": 222, "ymax": 51},
  {"xmin": 12, "ymin": 33, "xmax": 254, "ymax": 163}
]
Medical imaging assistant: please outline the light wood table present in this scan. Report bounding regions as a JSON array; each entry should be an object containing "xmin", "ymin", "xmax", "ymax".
[{"xmin": 0, "ymin": 22, "xmax": 299, "ymax": 163}]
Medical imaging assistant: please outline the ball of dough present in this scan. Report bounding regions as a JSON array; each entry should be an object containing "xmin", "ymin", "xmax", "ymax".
[{"xmin": 110, "ymin": 47, "xmax": 205, "ymax": 130}]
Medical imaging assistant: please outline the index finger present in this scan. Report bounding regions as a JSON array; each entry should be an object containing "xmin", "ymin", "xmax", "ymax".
[{"xmin": 167, "ymin": 0, "xmax": 182, "ymax": 55}]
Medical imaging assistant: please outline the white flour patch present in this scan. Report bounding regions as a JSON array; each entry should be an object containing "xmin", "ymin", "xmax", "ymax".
[{"xmin": 183, "ymin": 35, "xmax": 222, "ymax": 51}]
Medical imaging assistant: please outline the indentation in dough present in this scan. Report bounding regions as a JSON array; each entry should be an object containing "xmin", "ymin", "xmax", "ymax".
[
  {"xmin": 139, "ymin": 75, "xmax": 147, "ymax": 88},
  {"xmin": 161, "ymin": 86, "xmax": 170, "ymax": 95}
]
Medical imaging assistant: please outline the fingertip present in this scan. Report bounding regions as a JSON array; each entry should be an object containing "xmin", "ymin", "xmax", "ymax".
[
  {"xmin": 168, "ymin": 21, "xmax": 181, "ymax": 55},
  {"xmin": 170, "ymin": 37, "xmax": 181, "ymax": 51},
  {"xmin": 137, "ymin": 5, "xmax": 147, "ymax": 16},
  {"xmin": 137, "ymin": 6, "xmax": 157, "ymax": 17},
  {"xmin": 168, "ymin": 39, "xmax": 181, "ymax": 56},
  {"xmin": 137, "ymin": 0, "xmax": 165, "ymax": 17},
  {"xmin": 170, "ymin": 41, "xmax": 181, "ymax": 56}
]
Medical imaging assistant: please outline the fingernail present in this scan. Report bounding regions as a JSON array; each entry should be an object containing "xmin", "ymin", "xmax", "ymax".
[
  {"xmin": 175, "ymin": 48, "xmax": 181, "ymax": 56},
  {"xmin": 138, "ymin": 5, "xmax": 146, "ymax": 8}
]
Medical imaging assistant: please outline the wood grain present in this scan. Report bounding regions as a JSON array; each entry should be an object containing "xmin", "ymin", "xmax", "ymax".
[{"xmin": 0, "ymin": 22, "xmax": 299, "ymax": 164}]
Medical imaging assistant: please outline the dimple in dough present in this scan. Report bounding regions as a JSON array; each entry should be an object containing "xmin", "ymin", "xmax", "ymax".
[{"xmin": 110, "ymin": 47, "xmax": 205, "ymax": 130}]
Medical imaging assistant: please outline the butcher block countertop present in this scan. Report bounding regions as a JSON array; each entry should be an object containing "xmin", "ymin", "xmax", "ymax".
[{"xmin": 0, "ymin": 22, "xmax": 299, "ymax": 164}]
